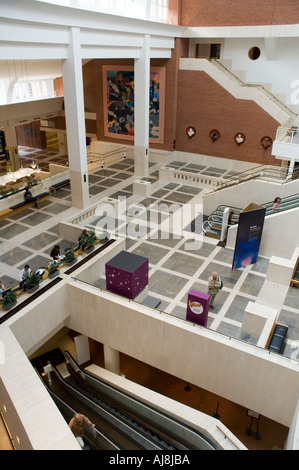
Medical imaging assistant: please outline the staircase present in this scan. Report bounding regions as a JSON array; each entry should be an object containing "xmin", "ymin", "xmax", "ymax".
[{"xmin": 179, "ymin": 58, "xmax": 297, "ymax": 125}]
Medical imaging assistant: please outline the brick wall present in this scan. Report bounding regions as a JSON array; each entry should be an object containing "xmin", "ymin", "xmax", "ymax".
[
  {"xmin": 175, "ymin": 70, "xmax": 280, "ymax": 165},
  {"xmin": 180, "ymin": 0, "xmax": 299, "ymax": 27},
  {"xmin": 81, "ymin": 43, "xmax": 280, "ymax": 166},
  {"xmin": 16, "ymin": 121, "xmax": 46, "ymax": 149}
]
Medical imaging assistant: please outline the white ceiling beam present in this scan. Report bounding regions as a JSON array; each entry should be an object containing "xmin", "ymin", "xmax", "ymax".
[
  {"xmin": 0, "ymin": 20, "xmax": 70, "ymax": 45},
  {"xmin": 150, "ymin": 36, "xmax": 175, "ymax": 49},
  {"xmin": 0, "ymin": 43, "xmax": 68, "ymax": 60},
  {"xmin": 79, "ymin": 30, "xmax": 143, "ymax": 48},
  {"xmin": 81, "ymin": 46, "xmax": 141, "ymax": 60},
  {"xmin": 150, "ymin": 49, "xmax": 172, "ymax": 59},
  {"xmin": 183, "ymin": 24, "xmax": 299, "ymax": 39}
]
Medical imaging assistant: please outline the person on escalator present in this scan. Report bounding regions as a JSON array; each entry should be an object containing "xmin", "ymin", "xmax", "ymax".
[
  {"xmin": 69, "ymin": 413, "xmax": 95, "ymax": 448},
  {"xmin": 228, "ymin": 210, "xmax": 236, "ymax": 225},
  {"xmin": 273, "ymin": 197, "xmax": 281, "ymax": 212}
]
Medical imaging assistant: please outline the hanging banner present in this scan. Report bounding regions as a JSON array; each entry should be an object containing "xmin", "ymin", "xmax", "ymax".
[{"xmin": 232, "ymin": 203, "xmax": 266, "ymax": 270}]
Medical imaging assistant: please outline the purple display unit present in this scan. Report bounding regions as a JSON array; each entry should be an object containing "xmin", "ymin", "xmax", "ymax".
[
  {"xmin": 186, "ymin": 290, "xmax": 210, "ymax": 327},
  {"xmin": 105, "ymin": 250, "xmax": 149, "ymax": 299}
]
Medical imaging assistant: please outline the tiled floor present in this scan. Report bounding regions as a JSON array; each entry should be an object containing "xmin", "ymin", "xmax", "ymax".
[
  {"xmin": 1, "ymin": 146, "xmax": 297, "ymax": 450},
  {"xmin": 1, "ymin": 148, "xmax": 299, "ymax": 360}
]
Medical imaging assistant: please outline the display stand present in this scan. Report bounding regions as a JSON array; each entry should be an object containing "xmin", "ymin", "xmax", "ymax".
[{"xmin": 186, "ymin": 290, "xmax": 209, "ymax": 327}]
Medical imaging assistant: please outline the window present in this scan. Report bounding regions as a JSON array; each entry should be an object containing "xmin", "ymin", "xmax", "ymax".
[
  {"xmin": 248, "ymin": 47, "xmax": 261, "ymax": 60},
  {"xmin": 11, "ymin": 79, "xmax": 55, "ymax": 104}
]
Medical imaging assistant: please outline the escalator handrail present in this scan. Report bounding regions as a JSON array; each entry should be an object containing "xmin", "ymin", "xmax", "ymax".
[
  {"xmin": 64, "ymin": 351, "xmax": 219, "ymax": 450},
  {"xmin": 34, "ymin": 368, "xmax": 122, "ymax": 450},
  {"xmin": 49, "ymin": 361, "xmax": 174, "ymax": 451}
]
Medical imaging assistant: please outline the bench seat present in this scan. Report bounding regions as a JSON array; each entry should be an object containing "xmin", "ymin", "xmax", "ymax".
[
  {"xmin": 0, "ymin": 208, "xmax": 13, "ymax": 221},
  {"xmin": 49, "ymin": 179, "xmax": 70, "ymax": 192},
  {"xmin": 267, "ymin": 323, "xmax": 288, "ymax": 354},
  {"xmin": 10, "ymin": 192, "xmax": 49, "ymax": 211}
]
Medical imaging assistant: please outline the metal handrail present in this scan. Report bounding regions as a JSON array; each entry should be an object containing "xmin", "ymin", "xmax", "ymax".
[
  {"xmin": 87, "ymin": 147, "xmax": 127, "ymax": 165},
  {"xmin": 64, "ymin": 351, "xmax": 219, "ymax": 450},
  {"xmin": 205, "ymin": 165, "xmax": 288, "ymax": 194},
  {"xmin": 212, "ymin": 59, "xmax": 296, "ymax": 119}
]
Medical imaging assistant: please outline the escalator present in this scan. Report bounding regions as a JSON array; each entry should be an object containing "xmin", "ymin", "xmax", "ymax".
[
  {"xmin": 203, "ymin": 193, "xmax": 299, "ymax": 238},
  {"xmin": 63, "ymin": 351, "xmax": 219, "ymax": 450},
  {"xmin": 40, "ymin": 362, "xmax": 181, "ymax": 450},
  {"xmin": 202, "ymin": 205, "xmax": 240, "ymax": 239},
  {"xmin": 36, "ymin": 350, "xmax": 219, "ymax": 450}
]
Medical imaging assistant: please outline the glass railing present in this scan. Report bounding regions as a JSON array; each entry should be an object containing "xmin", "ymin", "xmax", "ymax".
[
  {"xmin": 70, "ymin": 273, "xmax": 298, "ymax": 363},
  {"xmin": 275, "ymin": 126, "xmax": 299, "ymax": 145}
]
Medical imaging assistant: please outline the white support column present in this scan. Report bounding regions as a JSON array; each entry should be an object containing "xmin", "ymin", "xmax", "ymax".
[
  {"xmin": 134, "ymin": 34, "xmax": 150, "ymax": 177},
  {"xmin": 62, "ymin": 27, "xmax": 89, "ymax": 209},
  {"xmin": 74, "ymin": 334, "xmax": 90, "ymax": 365},
  {"xmin": 103, "ymin": 344, "xmax": 120, "ymax": 375}
]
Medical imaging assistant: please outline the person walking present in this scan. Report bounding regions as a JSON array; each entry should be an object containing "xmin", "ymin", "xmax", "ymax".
[{"xmin": 208, "ymin": 272, "xmax": 222, "ymax": 309}]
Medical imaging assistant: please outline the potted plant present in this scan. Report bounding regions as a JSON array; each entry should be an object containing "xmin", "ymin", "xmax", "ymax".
[
  {"xmin": 24, "ymin": 175, "xmax": 41, "ymax": 188},
  {"xmin": 25, "ymin": 271, "xmax": 40, "ymax": 294},
  {"xmin": 98, "ymin": 231, "xmax": 110, "ymax": 244},
  {"xmin": 81, "ymin": 229, "xmax": 98, "ymax": 253},
  {"xmin": 47, "ymin": 260, "xmax": 61, "ymax": 279},
  {"xmin": 64, "ymin": 249, "xmax": 77, "ymax": 266},
  {"xmin": 1, "ymin": 290, "xmax": 17, "ymax": 311}
]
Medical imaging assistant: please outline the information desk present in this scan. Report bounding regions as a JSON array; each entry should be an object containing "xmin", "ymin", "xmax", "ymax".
[{"xmin": 105, "ymin": 250, "xmax": 149, "ymax": 300}]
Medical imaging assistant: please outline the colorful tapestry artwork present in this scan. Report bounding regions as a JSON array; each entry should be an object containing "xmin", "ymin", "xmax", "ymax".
[{"xmin": 103, "ymin": 66, "xmax": 165, "ymax": 143}]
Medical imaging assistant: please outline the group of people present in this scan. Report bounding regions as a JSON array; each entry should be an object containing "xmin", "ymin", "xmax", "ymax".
[{"xmin": 49, "ymin": 230, "xmax": 89, "ymax": 262}]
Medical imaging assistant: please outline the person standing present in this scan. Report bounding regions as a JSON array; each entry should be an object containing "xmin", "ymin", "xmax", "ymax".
[
  {"xmin": 69, "ymin": 413, "xmax": 95, "ymax": 448},
  {"xmin": 208, "ymin": 272, "xmax": 222, "ymax": 309}
]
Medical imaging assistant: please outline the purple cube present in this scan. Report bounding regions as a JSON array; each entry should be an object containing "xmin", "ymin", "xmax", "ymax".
[{"xmin": 105, "ymin": 250, "xmax": 149, "ymax": 299}]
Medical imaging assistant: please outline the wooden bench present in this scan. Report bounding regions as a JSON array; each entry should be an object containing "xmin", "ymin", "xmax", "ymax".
[
  {"xmin": 0, "ymin": 208, "xmax": 13, "ymax": 221},
  {"xmin": 7, "ymin": 192, "xmax": 50, "ymax": 216},
  {"xmin": 266, "ymin": 322, "xmax": 288, "ymax": 354},
  {"xmin": 290, "ymin": 256, "xmax": 299, "ymax": 287},
  {"xmin": 49, "ymin": 179, "xmax": 70, "ymax": 192}
]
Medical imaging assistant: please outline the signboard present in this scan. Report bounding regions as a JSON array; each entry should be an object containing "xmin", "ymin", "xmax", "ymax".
[
  {"xmin": 186, "ymin": 290, "xmax": 209, "ymax": 327},
  {"xmin": 232, "ymin": 203, "xmax": 266, "ymax": 270}
]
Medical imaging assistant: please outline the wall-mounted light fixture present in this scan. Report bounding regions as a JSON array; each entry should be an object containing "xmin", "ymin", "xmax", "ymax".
[
  {"xmin": 234, "ymin": 133, "xmax": 245, "ymax": 145},
  {"xmin": 186, "ymin": 126, "xmax": 196, "ymax": 139},
  {"xmin": 210, "ymin": 129, "xmax": 220, "ymax": 142},
  {"xmin": 261, "ymin": 136, "xmax": 272, "ymax": 150}
]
